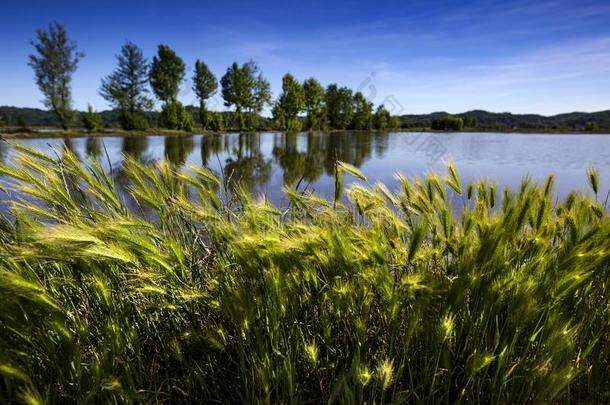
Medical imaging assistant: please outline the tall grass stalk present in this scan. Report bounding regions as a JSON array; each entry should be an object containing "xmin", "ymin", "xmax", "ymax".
[{"xmin": 0, "ymin": 145, "xmax": 609, "ymax": 403}]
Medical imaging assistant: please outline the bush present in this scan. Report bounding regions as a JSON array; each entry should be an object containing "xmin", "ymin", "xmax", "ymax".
[
  {"xmin": 208, "ymin": 112, "xmax": 225, "ymax": 132},
  {"xmin": 121, "ymin": 111, "xmax": 149, "ymax": 131},
  {"xmin": 0, "ymin": 115, "xmax": 9, "ymax": 127},
  {"xmin": 431, "ymin": 115, "xmax": 464, "ymax": 131},
  {"xmin": 585, "ymin": 122, "xmax": 599, "ymax": 132},
  {"xmin": 158, "ymin": 101, "xmax": 194, "ymax": 131},
  {"xmin": 82, "ymin": 104, "xmax": 102, "ymax": 131},
  {"xmin": 286, "ymin": 118, "xmax": 302, "ymax": 132},
  {"xmin": 389, "ymin": 116, "xmax": 402, "ymax": 129}
]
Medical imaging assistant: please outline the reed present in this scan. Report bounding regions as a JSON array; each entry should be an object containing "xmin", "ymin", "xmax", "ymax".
[{"xmin": 0, "ymin": 144, "xmax": 608, "ymax": 403}]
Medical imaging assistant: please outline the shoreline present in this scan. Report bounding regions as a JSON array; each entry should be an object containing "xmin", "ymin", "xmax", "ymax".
[{"xmin": 2, "ymin": 127, "xmax": 610, "ymax": 139}]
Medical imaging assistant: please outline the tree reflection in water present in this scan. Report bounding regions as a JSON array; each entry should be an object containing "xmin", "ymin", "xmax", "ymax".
[
  {"xmin": 85, "ymin": 137, "xmax": 102, "ymax": 159},
  {"xmin": 223, "ymin": 133, "xmax": 272, "ymax": 193},
  {"xmin": 165, "ymin": 136, "xmax": 195, "ymax": 167},
  {"xmin": 122, "ymin": 136, "xmax": 148, "ymax": 161}
]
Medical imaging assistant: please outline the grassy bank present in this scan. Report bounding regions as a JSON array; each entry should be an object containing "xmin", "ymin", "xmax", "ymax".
[{"xmin": 0, "ymin": 144, "xmax": 609, "ymax": 403}]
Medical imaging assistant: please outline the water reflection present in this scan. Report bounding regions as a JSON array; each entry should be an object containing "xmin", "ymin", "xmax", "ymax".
[
  {"xmin": 165, "ymin": 136, "xmax": 195, "ymax": 166},
  {"xmin": 3, "ymin": 131, "xmax": 610, "ymax": 206},
  {"xmin": 86, "ymin": 137, "xmax": 102, "ymax": 159},
  {"xmin": 118, "ymin": 137, "xmax": 146, "ymax": 163},
  {"xmin": 223, "ymin": 133, "xmax": 272, "ymax": 192}
]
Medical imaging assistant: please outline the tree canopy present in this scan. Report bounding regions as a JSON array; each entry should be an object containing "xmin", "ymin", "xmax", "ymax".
[
  {"xmin": 273, "ymin": 73, "xmax": 304, "ymax": 131},
  {"xmin": 192, "ymin": 60, "xmax": 218, "ymax": 128},
  {"xmin": 28, "ymin": 22, "xmax": 84, "ymax": 129},
  {"xmin": 221, "ymin": 60, "xmax": 271, "ymax": 130},
  {"xmin": 431, "ymin": 115, "xmax": 464, "ymax": 131},
  {"xmin": 303, "ymin": 78, "xmax": 326, "ymax": 130},
  {"xmin": 99, "ymin": 42, "xmax": 152, "ymax": 130},
  {"xmin": 325, "ymin": 84, "xmax": 353, "ymax": 130},
  {"xmin": 149, "ymin": 45, "xmax": 186, "ymax": 103},
  {"xmin": 352, "ymin": 92, "xmax": 373, "ymax": 130}
]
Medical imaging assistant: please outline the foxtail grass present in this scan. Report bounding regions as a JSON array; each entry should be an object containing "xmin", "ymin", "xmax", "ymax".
[{"xmin": 0, "ymin": 146, "xmax": 609, "ymax": 403}]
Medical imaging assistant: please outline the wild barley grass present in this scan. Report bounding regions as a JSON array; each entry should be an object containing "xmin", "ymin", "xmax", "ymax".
[{"xmin": 0, "ymin": 144, "xmax": 609, "ymax": 403}]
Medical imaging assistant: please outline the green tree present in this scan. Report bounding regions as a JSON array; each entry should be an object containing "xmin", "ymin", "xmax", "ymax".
[
  {"xmin": 221, "ymin": 60, "xmax": 271, "ymax": 130},
  {"xmin": 352, "ymin": 92, "xmax": 373, "ymax": 130},
  {"xmin": 150, "ymin": 45, "xmax": 185, "ymax": 103},
  {"xmin": 585, "ymin": 122, "xmax": 599, "ymax": 132},
  {"xmin": 209, "ymin": 112, "xmax": 225, "ymax": 132},
  {"xmin": 461, "ymin": 114, "xmax": 477, "ymax": 128},
  {"xmin": 149, "ymin": 45, "xmax": 193, "ymax": 131},
  {"xmin": 192, "ymin": 60, "xmax": 218, "ymax": 129},
  {"xmin": 389, "ymin": 116, "xmax": 402, "ymax": 130},
  {"xmin": 246, "ymin": 61, "xmax": 271, "ymax": 130},
  {"xmin": 431, "ymin": 115, "xmax": 464, "ymax": 131},
  {"xmin": 374, "ymin": 105, "xmax": 391, "ymax": 130},
  {"xmin": 303, "ymin": 78, "xmax": 326, "ymax": 130},
  {"xmin": 0, "ymin": 115, "xmax": 9, "ymax": 127},
  {"xmin": 221, "ymin": 62, "xmax": 249, "ymax": 130},
  {"xmin": 158, "ymin": 101, "xmax": 194, "ymax": 131},
  {"xmin": 325, "ymin": 84, "xmax": 353, "ymax": 130},
  {"xmin": 28, "ymin": 22, "xmax": 84, "ymax": 130},
  {"xmin": 100, "ymin": 42, "xmax": 152, "ymax": 130},
  {"xmin": 82, "ymin": 104, "xmax": 101, "ymax": 131},
  {"xmin": 273, "ymin": 73, "xmax": 304, "ymax": 131}
]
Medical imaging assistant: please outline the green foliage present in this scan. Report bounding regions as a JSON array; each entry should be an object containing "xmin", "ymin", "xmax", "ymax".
[
  {"xmin": 192, "ymin": 60, "xmax": 218, "ymax": 129},
  {"xmin": 28, "ymin": 22, "xmax": 84, "ymax": 130},
  {"xmin": 303, "ymin": 78, "xmax": 326, "ymax": 130},
  {"xmin": 221, "ymin": 61, "xmax": 271, "ymax": 130},
  {"xmin": 461, "ymin": 114, "xmax": 478, "ymax": 128},
  {"xmin": 0, "ymin": 115, "xmax": 9, "ymax": 127},
  {"xmin": 208, "ymin": 112, "xmax": 225, "ymax": 132},
  {"xmin": 325, "ymin": 84, "xmax": 353, "ymax": 130},
  {"xmin": 149, "ymin": 45, "xmax": 186, "ymax": 103},
  {"xmin": 273, "ymin": 73, "xmax": 305, "ymax": 131},
  {"xmin": 16, "ymin": 114, "xmax": 28, "ymax": 129},
  {"xmin": 585, "ymin": 122, "xmax": 599, "ymax": 131},
  {"xmin": 432, "ymin": 114, "xmax": 464, "ymax": 131},
  {"xmin": 352, "ymin": 92, "xmax": 373, "ymax": 130},
  {"xmin": 0, "ymin": 146, "xmax": 609, "ymax": 403},
  {"xmin": 120, "ymin": 111, "xmax": 149, "ymax": 131},
  {"xmin": 100, "ymin": 42, "xmax": 153, "ymax": 130},
  {"xmin": 389, "ymin": 115, "xmax": 402, "ymax": 129},
  {"xmin": 158, "ymin": 101, "xmax": 194, "ymax": 131},
  {"xmin": 374, "ymin": 105, "xmax": 391, "ymax": 130},
  {"xmin": 81, "ymin": 104, "xmax": 102, "ymax": 131}
]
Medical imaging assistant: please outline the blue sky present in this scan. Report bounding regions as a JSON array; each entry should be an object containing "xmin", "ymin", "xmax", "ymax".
[{"xmin": 1, "ymin": 0, "xmax": 609, "ymax": 115}]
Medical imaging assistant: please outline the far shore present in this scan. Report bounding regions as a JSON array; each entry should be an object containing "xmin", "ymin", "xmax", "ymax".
[{"xmin": 2, "ymin": 127, "xmax": 610, "ymax": 139}]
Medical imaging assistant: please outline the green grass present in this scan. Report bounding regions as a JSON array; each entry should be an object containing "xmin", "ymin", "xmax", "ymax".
[{"xmin": 0, "ymin": 144, "xmax": 609, "ymax": 403}]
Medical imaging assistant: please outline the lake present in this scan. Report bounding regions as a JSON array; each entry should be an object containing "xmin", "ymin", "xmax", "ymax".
[{"xmin": 1, "ymin": 131, "xmax": 610, "ymax": 207}]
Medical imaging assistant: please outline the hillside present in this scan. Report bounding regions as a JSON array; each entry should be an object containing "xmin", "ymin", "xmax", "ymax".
[
  {"xmin": 2, "ymin": 105, "xmax": 610, "ymax": 131},
  {"xmin": 401, "ymin": 109, "xmax": 610, "ymax": 130}
]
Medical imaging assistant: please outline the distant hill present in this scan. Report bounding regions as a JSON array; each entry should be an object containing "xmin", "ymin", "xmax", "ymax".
[
  {"xmin": 0, "ymin": 105, "xmax": 275, "ymax": 130},
  {"xmin": 400, "ymin": 110, "xmax": 610, "ymax": 131},
  {"xmin": 0, "ymin": 106, "xmax": 159, "ymax": 128},
  {"xmin": 1, "ymin": 105, "xmax": 609, "ymax": 131}
]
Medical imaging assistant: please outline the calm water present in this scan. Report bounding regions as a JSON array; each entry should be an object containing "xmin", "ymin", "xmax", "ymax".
[{"xmin": 1, "ymin": 131, "xmax": 610, "ymax": 207}]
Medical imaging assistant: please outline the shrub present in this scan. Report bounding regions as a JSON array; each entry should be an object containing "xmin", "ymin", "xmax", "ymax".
[
  {"xmin": 121, "ymin": 111, "xmax": 149, "ymax": 131},
  {"xmin": 208, "ymin": 112, "xmax": 225, "ymax": 132},
  {"xmin": 158, "ymin": 101, "xmax": 194, "ymax": 131},
  {"xmin": 389, "ymin": 116, "xmax": 402, "ymax": 129},
  {"xmin": 431, "ymin": 115, "xmax": 464, "ymax": 131},
  {"xmin": 286, "ymin": 117, "xmax": 302, "ymax": 132},
  {"xmin": 82, "ymin": 104, "xmax": 102, "ymax": 131}
]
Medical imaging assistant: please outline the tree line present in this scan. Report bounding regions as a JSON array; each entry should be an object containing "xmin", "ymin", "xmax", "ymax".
[{"xmin": 26, "ymin": 23, "xmax": 402, "ymax": 132}]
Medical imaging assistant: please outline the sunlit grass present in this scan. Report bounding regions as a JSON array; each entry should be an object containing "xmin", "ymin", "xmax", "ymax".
[{"xmin": 0, "ymin": 144, "xmax": 608, "ymax": 403}]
